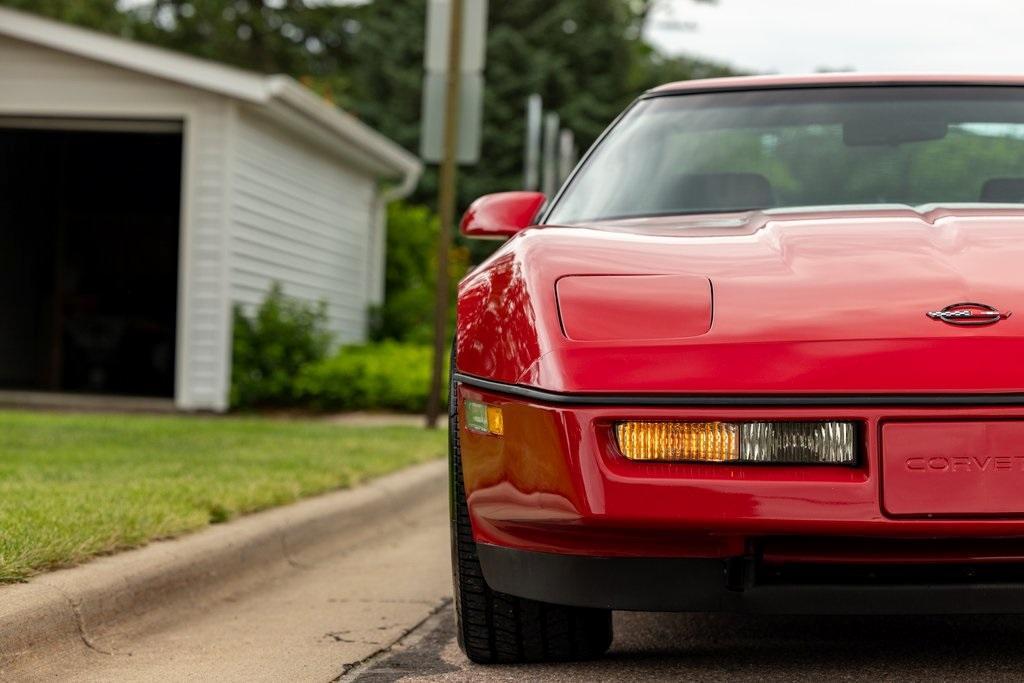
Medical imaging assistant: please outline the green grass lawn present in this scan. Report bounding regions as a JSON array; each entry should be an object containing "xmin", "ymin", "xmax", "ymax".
[{"xmin": 0, "ymin": 410, "xmax": 445, "ymax": 583}]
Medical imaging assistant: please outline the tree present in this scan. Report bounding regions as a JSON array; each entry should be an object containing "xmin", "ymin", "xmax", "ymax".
[
  {"xmin": 1, "ymin": 0, "xmax": 132, "ymax": 33},
  {"xmin": 325, "ymin": 0, "xmax": 733, "ymax": 206},
  {"xmin": 128, "ymin": 0, "xmax": 332, "ymax": 76}
]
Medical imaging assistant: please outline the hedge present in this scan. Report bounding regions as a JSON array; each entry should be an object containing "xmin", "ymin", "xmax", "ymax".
[{"xmin": 295, "ymin": 342, "xmax": 446, "ymax": 413}]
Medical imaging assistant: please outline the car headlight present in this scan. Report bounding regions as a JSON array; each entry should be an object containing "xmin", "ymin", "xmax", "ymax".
[{"xmin": 615, "ymin": 421, "xmax": 856, "ymax": 464}]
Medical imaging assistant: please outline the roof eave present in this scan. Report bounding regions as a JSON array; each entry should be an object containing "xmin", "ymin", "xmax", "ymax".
[
  {"xmin": 266, "ymin": 77, "xmax": 422, "ymax": 190},
  {"xmin": 0, "ymin": 6, "xmax": 270, "ymax": 102}
]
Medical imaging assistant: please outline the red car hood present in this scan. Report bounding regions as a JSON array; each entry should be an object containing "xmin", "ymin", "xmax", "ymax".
[{"xmin": 458, "ymin": 206, "xmax": 1024, "ymax": 395}]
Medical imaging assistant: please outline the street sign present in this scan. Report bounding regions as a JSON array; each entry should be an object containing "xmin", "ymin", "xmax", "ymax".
[
  {"xmin": 419, "ymin": 71, "xmax": 484, "ymax": 164},
  {"xmin": 424, "ymin": 0, "xmax": 488, "ymax": 73},
  {"xmin": 420, "ymin": 0, "xmax": 487, "ymax": 164}
]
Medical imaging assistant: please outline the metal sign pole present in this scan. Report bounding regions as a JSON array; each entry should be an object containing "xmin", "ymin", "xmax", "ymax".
[
  {"xmin": 558, "ymin": 129, "xmax": 576, "ymax": 183},
  {"xmin": 425, "ymin": 0, "xmax": 464, "ymax": 429},
  {"xmin": 524, "ymin": 94, "xmax": 542, "ymax": 190},
  {"xmin": 541, "ymin": 112, "xmax": 560, "ymax": 198}
]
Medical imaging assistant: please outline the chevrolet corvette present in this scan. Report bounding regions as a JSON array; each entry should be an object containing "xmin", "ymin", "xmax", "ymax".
[{"xmin": 450, "ymin": 74, "xmax": 1024, "ymax": 663}]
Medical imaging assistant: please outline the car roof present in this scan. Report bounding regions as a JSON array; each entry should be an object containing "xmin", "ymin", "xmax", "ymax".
[{"xmin": 646, "ymin": 73, "xmax": 1024, "ymax": 96}]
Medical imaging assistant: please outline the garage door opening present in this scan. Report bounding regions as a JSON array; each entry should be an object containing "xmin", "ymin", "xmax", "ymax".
[{"xmin": 0, "ymin": 122, "xmax": 182, "ymax": 398}]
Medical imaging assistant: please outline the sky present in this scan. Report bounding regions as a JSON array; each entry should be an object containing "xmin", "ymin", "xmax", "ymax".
[{"xmin": 644, "ymin": 0, "xmax": 1024, "ymax": 75}]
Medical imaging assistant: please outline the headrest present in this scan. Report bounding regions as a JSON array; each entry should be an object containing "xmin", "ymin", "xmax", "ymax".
[
  {"xmin": 980, "ymin": 178, "xmax": 1024, "ymax": 203},
  {"xmin": 677, "ymin": 172, "xmax": 775, "ymax": 211}
]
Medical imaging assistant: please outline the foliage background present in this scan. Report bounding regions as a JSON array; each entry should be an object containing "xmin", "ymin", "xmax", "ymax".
[{"xmin": 371, "ymin": 202, "xmax": 467, "ymax": 345}]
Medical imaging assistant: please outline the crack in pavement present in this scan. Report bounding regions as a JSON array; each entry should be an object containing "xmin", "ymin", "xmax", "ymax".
[
  {"xmin": 37, "ymin": 582, "xmax": 115, "ymax": 657},
  {"xmin": 333, "ymin": 598, "xmax": 452, "ymax": 682},
  {"xmin": 325, "ymin": 633, "xmax": 387, "ymax": 646},
  {"xmin": 280, "ymin": 524, "xmax": 316, "ymax": 570}
]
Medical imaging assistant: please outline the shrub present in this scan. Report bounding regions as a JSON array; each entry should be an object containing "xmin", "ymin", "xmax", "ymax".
[
  {"xmin": 295, "ymin": 342, "xmax": 445, "ymax": 413},
  {"xmin": 371, "ymin": 201, "xmax": 468, "ymax": 344},
  {"xmin": 231, "ymin": 283, "xmax": 331, "ymax": 408}
]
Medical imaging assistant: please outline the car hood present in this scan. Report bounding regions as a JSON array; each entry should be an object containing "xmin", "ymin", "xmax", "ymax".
[{"xmin": 459, "ymin": 206, "xmax": 1024, "ymax": 395}]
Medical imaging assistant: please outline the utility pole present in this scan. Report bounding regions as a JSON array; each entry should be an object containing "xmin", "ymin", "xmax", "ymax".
[{"xmin": 425, "ymin": 0, "xmax": 464, "ymax": 429}]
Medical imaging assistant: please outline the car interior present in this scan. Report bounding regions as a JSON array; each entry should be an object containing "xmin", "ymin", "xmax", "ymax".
[
  {"xmin": 979, "ymin": 178, "xmax": 1024, "ymax": 203},
  {"xmin": 653, "ymin": 172, "xmax": 1024, "ymax": 215},
  {"xmin": 675, "ymin": 172, "xmax": 776, "ymax": 212}
]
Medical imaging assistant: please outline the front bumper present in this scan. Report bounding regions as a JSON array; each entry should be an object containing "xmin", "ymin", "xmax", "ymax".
[
  {"xmin": 477, "ymin": 544, "xmax": 1024, "ymax": 614},
  {"xmin": 457, "ymin": 380, "xmax": 1024, "ymax": 558}
]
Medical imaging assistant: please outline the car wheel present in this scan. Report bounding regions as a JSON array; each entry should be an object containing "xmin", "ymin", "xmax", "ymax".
[{"xmin": 449, "ymin": 350, "xmax": 613, "ymax": 664}]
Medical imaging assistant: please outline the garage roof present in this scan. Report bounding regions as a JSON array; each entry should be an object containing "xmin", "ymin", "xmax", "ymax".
[{"xmin": 0, "ymin": 5, "xmax": 422, "ymax": 191}]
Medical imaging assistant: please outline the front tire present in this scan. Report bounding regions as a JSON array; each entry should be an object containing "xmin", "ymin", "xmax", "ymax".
[{"xmin": 449, "ymin": 355, "xmax": 613, "ymax": 663}]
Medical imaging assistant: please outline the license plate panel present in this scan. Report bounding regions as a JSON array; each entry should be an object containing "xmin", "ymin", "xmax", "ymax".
[{"xmin": 882, "ymin": 421, "xmax": 1024, "ymax": 517}]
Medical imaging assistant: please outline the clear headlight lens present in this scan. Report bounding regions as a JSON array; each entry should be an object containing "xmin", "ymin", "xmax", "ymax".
[{"xmin": 616, "ymin": 421, "xmax": 856, "ymax": 464}]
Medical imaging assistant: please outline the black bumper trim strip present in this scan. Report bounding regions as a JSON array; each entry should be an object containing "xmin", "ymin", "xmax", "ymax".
[
  {"xmin": 477, "ymin": 544, "xmax": 1024, "ymax": 615},
  {"xmin": 454, "ymin": 372, "xmax": 1024, "ymax": 407}
]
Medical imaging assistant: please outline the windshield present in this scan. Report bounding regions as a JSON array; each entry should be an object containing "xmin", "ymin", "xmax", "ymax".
[{"xmin": 546, "ymin": 86, "xmax": 1024, "ymax": 223}]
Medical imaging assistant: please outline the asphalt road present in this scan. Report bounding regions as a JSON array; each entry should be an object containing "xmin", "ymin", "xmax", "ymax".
[{"xmin": 349, "ymin": 607, "xmax": 1024, "ymax": 682}]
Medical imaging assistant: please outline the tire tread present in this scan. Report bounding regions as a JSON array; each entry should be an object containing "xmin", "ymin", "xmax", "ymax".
[{"xmin": 449, "ymin": 350, "xmax": 612, "ymax": 664}]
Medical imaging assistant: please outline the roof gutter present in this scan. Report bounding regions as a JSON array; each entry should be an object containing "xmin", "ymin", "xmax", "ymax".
[{"xmin": 379, "ymin": 166, "xmax": 423, "ymax": 203}]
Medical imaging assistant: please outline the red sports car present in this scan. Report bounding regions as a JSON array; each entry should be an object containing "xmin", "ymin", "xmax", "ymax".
[{"xmin": 450, "ymin": 73, "xmax": 1024, "ymax": 663}]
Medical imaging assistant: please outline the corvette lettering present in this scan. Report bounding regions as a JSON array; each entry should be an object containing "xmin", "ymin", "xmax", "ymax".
[{"xmin": 905, "ymin": 456, "xmax": 1024, "ymax": 472}]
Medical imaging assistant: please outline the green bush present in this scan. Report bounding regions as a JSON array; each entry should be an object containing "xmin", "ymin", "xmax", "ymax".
[
  {"xmin": 231, "ymin": 283, "xmax": 332, "ymax": 408},
  {"xmin": 295, "ymin": 342, "xmax": 445, "ymax": 413},
  {"xmin": 371, "ymin": 201, "xmax": 467, "ymax": 344}
]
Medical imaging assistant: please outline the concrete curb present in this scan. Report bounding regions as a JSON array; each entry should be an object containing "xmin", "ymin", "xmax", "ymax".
[{"xmin": 0, "ymin": 459, "xmax": 447, "ymax": 673}]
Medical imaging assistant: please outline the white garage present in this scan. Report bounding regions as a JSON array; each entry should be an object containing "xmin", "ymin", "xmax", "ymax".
[{"xmin": 0, "ymin": 7, "xmax": 421, "ymax": 411}]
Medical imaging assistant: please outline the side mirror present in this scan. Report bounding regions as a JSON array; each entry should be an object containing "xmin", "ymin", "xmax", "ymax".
[{"xmin": 460, "ymin": 192, "xmax": 546, "ymax": 239}]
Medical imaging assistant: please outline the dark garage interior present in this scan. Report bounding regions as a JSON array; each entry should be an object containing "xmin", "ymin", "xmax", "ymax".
[{"xmin": 0, "ymin": 124, "xmax": 182, "ymax": 397}]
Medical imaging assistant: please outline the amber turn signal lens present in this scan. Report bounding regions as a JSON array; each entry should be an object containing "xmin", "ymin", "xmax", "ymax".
[
  {"xmin": 616, "ymin": 421, "xmax": 856, "ymax": 464},
  {"xmin": 486, "ymin": 406, "xmax": 504, "ymax": 435},
  {"xmin": 616, "ymin": 421, "xmax": 739, "ymax": 462}
]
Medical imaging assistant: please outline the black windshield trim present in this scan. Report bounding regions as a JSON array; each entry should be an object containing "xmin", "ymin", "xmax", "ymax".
[{"xmin": 642, "ymin": 81, "xmax": 1024, "ymax": 100}]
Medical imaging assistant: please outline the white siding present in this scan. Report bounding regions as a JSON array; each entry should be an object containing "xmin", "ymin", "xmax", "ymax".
[
  {"xmin": 230, "ymin": 109, "xmax": 378, "ymax": 344},
  {"xmin": 0, "ymin": 35, "xmax": 233, "ymax": 410}
]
